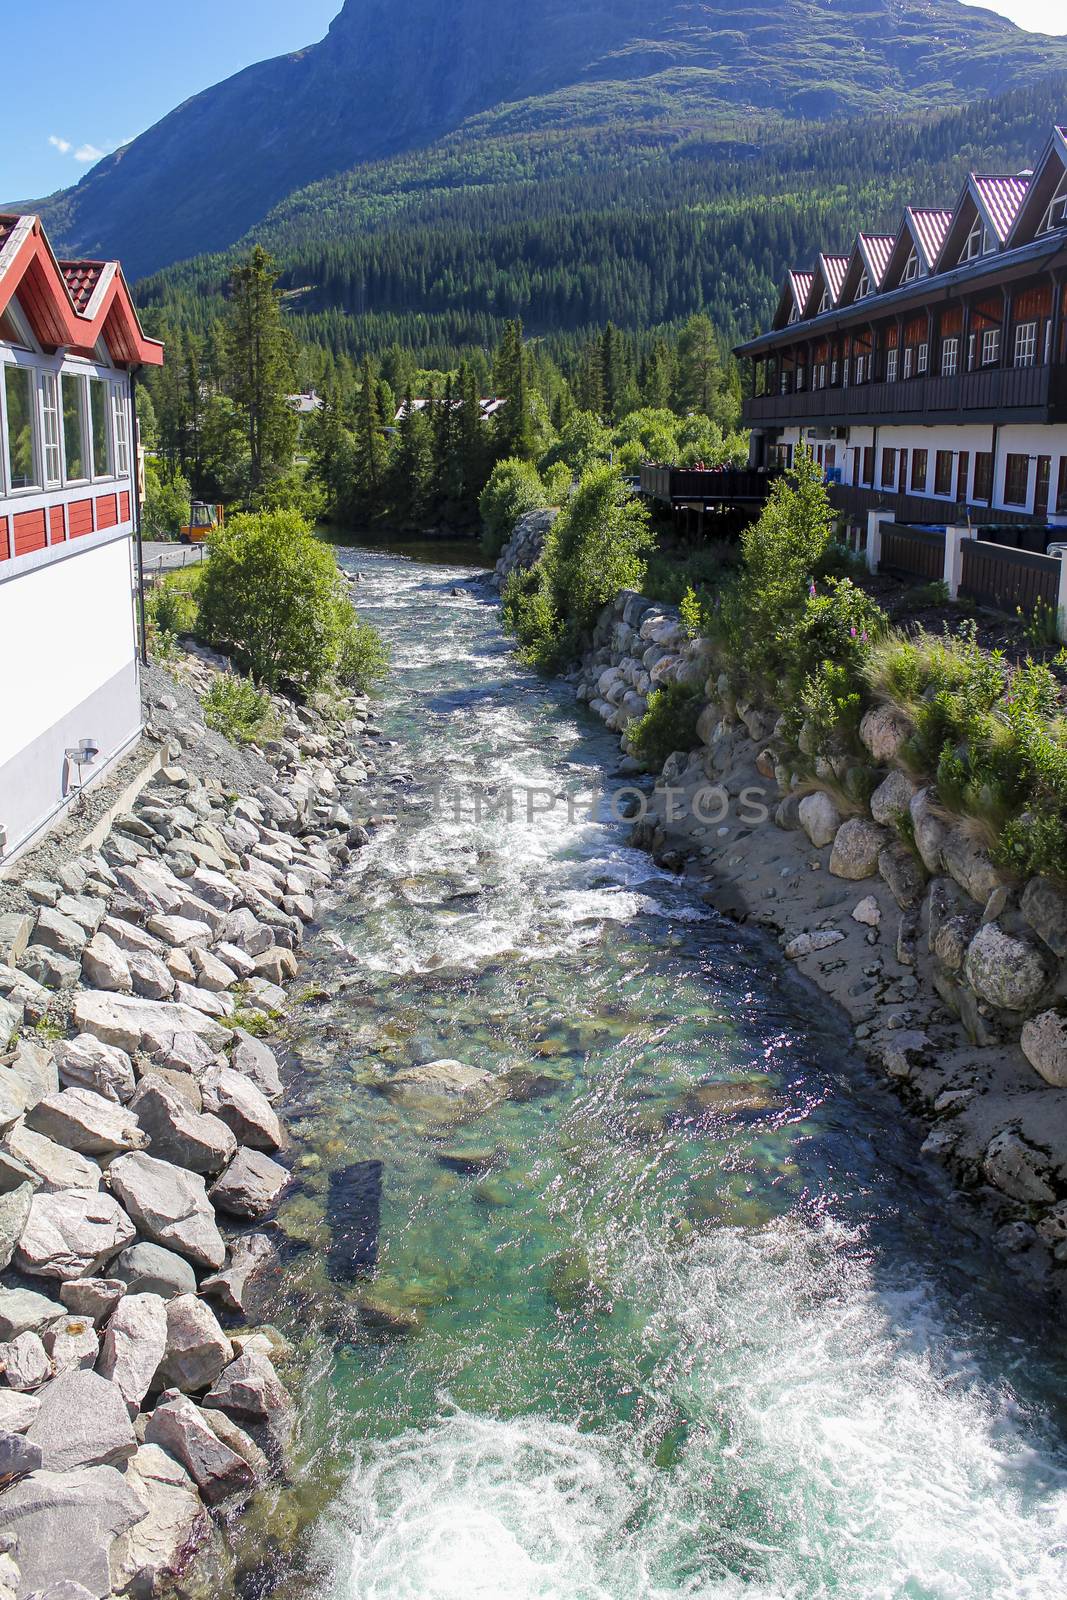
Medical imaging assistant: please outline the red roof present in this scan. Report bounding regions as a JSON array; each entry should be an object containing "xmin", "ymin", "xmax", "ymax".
[
  {"xmin": 0, "ymin": 214, "xmax": 162, "ymax": 367},
  {"xmin": 790, "ymin": 269, "xmax": 814, "ymax": 308},
  {"xmin": 822, "ymin": 255, "xmax": 849, "ymax": 302},
  {"xmin": 859, "ymin": 233, "xmax": 894, "ymax": 285},
  {"xmin": 908, "ymin": 208, "xmax": 953, "ymax": 267},
  {"xmin": 972, "ymin": 173, "xmax": 1030, "ymax": 241}
]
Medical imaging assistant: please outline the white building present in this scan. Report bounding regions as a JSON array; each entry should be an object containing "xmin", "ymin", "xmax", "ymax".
[{"xmin": 0, "ymin": 213, "xmax": 163, "ymax": 864}]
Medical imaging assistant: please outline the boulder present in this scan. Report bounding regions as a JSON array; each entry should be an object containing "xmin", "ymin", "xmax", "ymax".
[
  {"xmin": 798, "ymin": 791, "xmax": 841, "ymax": 849},
  {"xmin": 0, "ymin": 995, "xmax": 23, "ymax": 1050},
  {"xmin": 1021, "ymin": 1009, "xmax": 1067, "ymax": 1088},
  {"xmin": 0, "ymin": 909, "xmax": 34, "ymax": 964},
  {"xmin": 0, "ymin": 1388, "xmax": 39, "ymax": 1432},
  {"xmin": 110, "ymin": 1443, "xmax": 207, "ymax": 1600},
  {"xmin": 42, "ymin": 1319, "xmax": 100, "ymax": 1376},
  {"xmin": 1, "ymin": 1125, "xmax": 101, "ymax": 1194},
  {"xmin": 219, "ymin": 910, "xmax": 273, "ymax": 958},
  {"xmin": 126, "ymin": 952, "xmax": 176, "ymax": 1001},
  {"xmin": 32, "ymin": 908, "xmax": 89, "ymax": 961},
  {"xmin": 0, "ymin": 1331, "xmax": 51, "ymax": 1391},
  {"xmin": 98, "ymin": 1293, "xmax": 168, "ymax": 1415},
  {"xmin": 784, "ymin": 929, "xmax": 845, "ymax": 959},
  {"xmin": 59, "ymin": 1280, "xmax": 124, "ymax": 1325},
  {"xmin": 71, "ymin": 992, "xmax": 229, "ymax": 1058},
  {"xmin": 144, "ymin": 1392, "xmax": 255, "ymax": 1505},
  {"xmin": 213, "ymin": 942, "xmax": 257, "ymax": 981},
  {"xmin": 80, "ymin": 934, "xmax": 132, "ymax": 996},
  {"xmin": 0, "ymin": 1426, "xmax": 43, "ymax": 1475},
  {"xmin": 0, "ymin": 1287, "xmax": 66, "ymax": 1342},
  {"xmin": 25, "ymin": 1370, "xmax": 137, "ymax": 1471},
  {"xmin": 210, "ymin": 1148, "xmax": 288, "ymax": 1220},
  {"xmin": 1020, "ymin": 876, "xmax": 1067, "ymax": 959},
  {"xmin": 1, "ymin": 1464, "xmax": 148, "ymax": 1598},
  {"xmin": 963, "ymin": 922, "xmax": 1052, "ymax": 1012},
  {"xmin": 0, "ymin": 1181, "xmax": 33, "ymax": 1271},
  {"xmin": 201, "ymin": 1067, "xmax": 282, "ymax": 1152},
  {"xmin": 230, "ymin": 1032, "xmax": 283, "ymax": 1102},
  {"xmin": 851, "ymin": 896, "xmax": 881, "ymax": 927},
  {"xmin": 111, "ymin": 1242, "xmax": 197, "ymax": 1301},
  {"xmin": 381, "ymin": 1059, "xmax": 497, "ymax": 1109},
  {"xmin": 145, "ymin": 915, "xmax": 213, "ymax": 950},
  {"xmin": 6, "ymin": 1041, "xmax": 59, "ymax": 1109},
  {"xmin": 27, "ymin": 1088, "xmax": 147, "ymax": 1159},
  {"xmin": 200, "ymin": 1233, "xmax": 277, "ymax": 1315},
  {"xmin": 941, "ymin": 828, "xmax": 1002, "ymax": 906},
  {"xmin": 858, "ymin": 704, "xmax": 912, "ymax": 764},
  {"xmin": 869, "ymin": 769, "xmax": 917, "ymax": 827},
  {"xmin": 128, "ymin": 1079, "xmax": 236, "ymax": 1175},
  {"xmin": 53, "ymin": 1037, "xmax": 136, "ymax": 1105},
  {"xmin": 200, "ymin": 1405, "xmax": 269, "ymax": 1481},
  {"xmin": 54, "ymin": 894, "xmax": 106, "ymax": 936},
  {"xmin": 108, "ymin": 1153, "xmax": 225, "ymax": 1270},
  {"xmin": 203, "ymin": 1351, "xmax": 294, "ymax": 1458},
  {"xmin": 982, "ymin": 1128, "xmax": 1056, "ymax": 1204},
  {"xmin": 20, "ymin": 946, "xmax": 81, "ymax": 992},
  {"xmin": 829, "ymin": 817, "xmax": 887, "ymax": 880},
  {"xmin": 156, "ymin": 1294, "xmax": 232, "ymax": 1394},
  {"xmin": 15, "ymin": 1190, "xmax": 135, "ymax": 1281},
  {"xmin": 877, "ymin": 842, "xmax": 926, "ymax": 908}
]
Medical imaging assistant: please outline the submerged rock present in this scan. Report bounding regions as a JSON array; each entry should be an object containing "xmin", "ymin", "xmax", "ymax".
[{"xmin": 326, "ymin": 1160, "xmax": 382, "ymax": 1281}]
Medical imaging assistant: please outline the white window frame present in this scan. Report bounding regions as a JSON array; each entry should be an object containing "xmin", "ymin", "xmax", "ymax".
[
  {"xmin": 941, "ymin": 337, "xmax": 959, "ymax": 378},
  {"xmin": 40, "ymin": 371, "xmax": 62, "ymax": 488},
  {"xmin": 830, "ymin": 358, "xmax": 838, "ymax": 385},
  {"xmin": 902, "ymin": 247, "xmax": 920, "ymax": 283},
  {"xmin": 961, "ymin": 217, "xmax": 983, "ymax": 262},
  {"xmin": 819, "ymin": 291, "xmax": 830, "ymax": 314},
  {"xmin": 1014, "ymin": 320, "xmax": 1038, "ymax": 368},
  {"xmin": 886, "ymin": 348, "xmax": 898, "ymax": 383},
  {"xmin": 88, "ymin": 376, "xmax": 114, "ymax": 479},
  {"xmin": 981, "ymin": 327, "xmax": 1000, "ymax": 366},
  {"xmin": 113, "ymin": 384, "xmax": 131, "ymax": 478},
  {"xmin": 903, "ymin": 346, "xmax": 914, "ymax": 380},
  {"xmin": 1039, "ymin": 171, "xmax": 1067, "ymax": 235},
  {"xmin": 917, "ymin": 341, "xmax": 929, "ymax": 375},
  {"xmin": 2, "ymin": 356, "xmax": 41, "ymax": 495},
  {"xmin": 856, "ymin": 270, "xmax": 870, "ymax": 300}
]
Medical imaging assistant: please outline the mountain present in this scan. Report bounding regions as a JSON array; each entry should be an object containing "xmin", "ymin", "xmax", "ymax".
[{"xmin": 22, "ymin": 0, "xmax": 1067, "ymax": 280}]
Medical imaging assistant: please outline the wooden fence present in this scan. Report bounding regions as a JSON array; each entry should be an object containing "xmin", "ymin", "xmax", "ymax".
[
  {"xmin": 959, "ymin": 539, "xmax": 1060, "ymax": 616},
  {"xmin": 877, "ymin": 523, "xmax": 945, "ymax": 584}
]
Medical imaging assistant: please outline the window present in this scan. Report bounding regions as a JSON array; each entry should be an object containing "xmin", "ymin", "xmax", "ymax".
[
  {"xmin": 1057, "ymin": 458, "xmax": 1067, "ymax": 515},
  {"xmin": 961, "ymin": 217, "xmax": 983, "ymax": 262},
  {"xmin": 1014, "ymin": 321, "xmax": 1038, "ymax": 368},
  {"xmin": 788, "ymin": 305, "xmax": 800, "ymax": 325},
  {"xmin": 830, "ymin": 359, "xmax": 838, "ymax": 385},
  {"xmin": 855, "ymin": 353, "xmax": 867, "ymax": 383},
  {"xmin": 3, "ymin": 365, "xmax": 37, "ymax": 489},
  {"xmin": 881, "ymin": 447, "xmax": 897, "ymax": 489},
  {"xmin": 910, "ymin": 449, "xmax": 929, "ymax": 493},
  {"xmin": 89, "ymin": 379, "xmax": 111, "ymax": 476},
  {"xmin": 820, "ymin": 291, "xmax": 830, "ymax": 313},
  {"xmin": 903, "ymin": 347, "xmax": 914, "ymax": 380},
  {"xmin": 917, "ymin": 342, "xmax": 929, "ymax": 376},
  {"xmin": 902, "ymin": 247, "xmax": 920, "ymax": 283},
  {"xmin": 967, "ymin": 333, "xmax": 976, "ymax": 371},
  {"xmin": 1003, "ymin": 453, "xmax": 1030, "ymax": 506},
  {"xmin": 856, "ymin": 270, "xmax": 870, "ymax": 300},
  {"xmin": 886, "ymin": 348, "xmax": 898, "ymax": 383},
  {"xmin": 113, "ymin": 387, "xmax": 131, "ymax": 477},
  {"xmin": 796, "ymin": 365, "xmax": 806, "ymax": 391},
  {"xmin": 973, "ymin": 451, "xmax": 993, "ymax": 503},
  {"xmin": 934, "ymin": 450, "xmax": 954, "ymax": 496},
  {"xmin": 62, "ymin": 374, "xmax": 87, "ymax": 481},
  {"xmin": 941, "ymin": 337, "xmax": 959, "ymax": 377},
  {"xmin": 981, "ymin": 327, "xmax": 1001, "ymax": 366},
  {"xmin": 862, "ymin": 445, "xmax": 874, "ymax": 486},
  {"xmin": 1039, "ymin": 172, "xmax": 1067, "ymax": 235},
  {"xmin": 41, "ymin": 372, "xmax": 61, "ymax": 487}
]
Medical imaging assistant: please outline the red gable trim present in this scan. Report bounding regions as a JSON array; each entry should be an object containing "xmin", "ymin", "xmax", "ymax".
[{"xmin": 0, "ymin": 215, "xmax": 162, "ymax": 367}]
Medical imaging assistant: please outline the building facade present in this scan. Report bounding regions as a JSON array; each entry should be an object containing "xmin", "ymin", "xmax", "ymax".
[
  {"xmin": 0, "ymin": 214, "xmax": 163, "ymax": 864},
  {"xmin": 736, "ymin": 126, "xmax": 1067, "ymax": 535}
]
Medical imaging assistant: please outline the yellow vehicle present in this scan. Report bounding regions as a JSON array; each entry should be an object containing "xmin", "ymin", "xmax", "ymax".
[{"xmin": 178, "ymin": 502, "xmax": 224, "ymax": 545}]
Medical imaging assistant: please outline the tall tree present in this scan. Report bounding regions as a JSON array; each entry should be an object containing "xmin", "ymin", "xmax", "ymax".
[
  {"xmin": 675, "ymin": 313, "xmax": 723, "ymax": 420},
  {"xmin": 222, "ymin": 246, "xmax": 298, "ymax": 497},
  {"xmin": 389, "ymin": 387, "xmax": 433, "ymax": 526},
  {"xmin": 493, "ymin": 319, "xmax": 535, "ymax": 459},
  {"xmin": 354, "ymin": 355, "xmax": 387, "ymax": 514}
]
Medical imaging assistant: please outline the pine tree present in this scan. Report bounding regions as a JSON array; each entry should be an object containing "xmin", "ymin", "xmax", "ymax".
[
  {"xmin": 354, "ymin": 355, "xmax": 387, "ymax": 516},
  {"xmin": 493, "ymin": 319, "xmax": 535, "ymax": 459},
  {"xmin": 221, "ymin": 246, "xmax": 297, "ymax": 497},
  {"xmin": 675, "ymin": 314, "xmax": 723, "ymax": 420},
  {"xmin": 389, "ymin": 387, "xmax": 433, "ymax": 526}
]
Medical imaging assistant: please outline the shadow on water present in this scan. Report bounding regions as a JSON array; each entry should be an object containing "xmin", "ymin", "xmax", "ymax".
[{"xmin": 230, "ymin": 542, "xmax": 1067, "ymax": 1600}]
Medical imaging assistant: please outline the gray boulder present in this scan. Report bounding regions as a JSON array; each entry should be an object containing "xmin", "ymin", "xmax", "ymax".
[
  {"xmin": 203, "ymin": 1352, "xmax": 294, "ymax": 1456},
  {"xmin": 1020, "ymin": 876, "xmax": 1067, "ymax": 959},
  {"xmin": 110, "ymin": 1443, "xmax": 207, "ymax": 1600},
  {"xmin": 0, "ymin": 995, "xmax": 23, "ymax": 1051},
  {"xmin": 219, "ymin": 910, "xmax": 273, "ymax": 957},
  {"xmin": 1, "ymin": 1125, "xmax": 101, "ymax": 1194},
  {"xmin": 858, "ymin": 703, "xmax": 911, "ymax": 763},
  {"xmin": 26, "ymin": 1370, "xmax": 137, "ymax": 1471},
  {"xmin": 53, "ymin": 1037, "xmax": 136, "ymax": 1105},
  {"xmin": 157, "ymin": 1294, "xmax": 232, "ymax": 1394},
  {"xmin": 200, "ymin": 1233, "xmax": 276, "ymax": 1314},
  {"xmin": 877, "ymin": 842, "xmax": 926, "ymax": 909},
  {"xmin": 58, "ymin": 1280, "xmax": 124, "ymax": 1325},
  {"xmin": 126, "ymin": 952, "xmax": 176, "ymax": 1001},
  {"xmin": 0, "ymin": 1388, "xmax": 40, "ymax": 1432},
  {"xmin": 6, "ymin": 1041, "xmax": 59, "ymax": 1109},
  {"xmin": 15, "ymin": 1190, "xmax": 135, "ymax": 1281},
  {"xmin": 0, "ymin": 1181, "xmax": 33, "ymax": 1271},
  {"xmin": 201, "ymin": 1066, "xmax": 282, "ymax": 1151},
  {"xmin": 71, "ymin": 992, "xmax": 229, "ymax": 1057},
  {"xmin": 829, "ymin": 817, "xmax": 887, "ymax": 880},
  {"xmin": 54, "ymin": 895, "xmax": 106, "ymax": 936},
  {"xmin": 111, "ymin": 1242, "xmax": 196, "ymax": 1300},
  {"xmin": 909, "ymin": 786, "xmax": 946, "ymax": 874},
  {"xmin": 210, "ymin": 1148, "xmax": 288, "ymax": 1219},
  {"xmin": 42, "ymin": 1319, "xmax": 99, "ymax": 1376},
  {"xmin": 1, "ymin": 1464, "xmax": 148, "ymax": 1598},
  {"xmin": 230, "ymin": 1032, "xmax": 283, "ymax": 1101},
  {"xmin": 941, "ymin": 828, "xmax": 1001, "ymax": 906},
  {"xmin": 797, "ymin": 791, "xmax": 841, "ymax": 849},
  {"xmin": 20, "ymin": 946, "xmax": 81, "ymax": 991},
  {"xmin": 128, "ymin": 1079, "xmax": 236, "ymax": 1175},
  {"xmin": 33, "ymin": 908, "xmax": 89, "ymax": 960},
  {"xmin": 0, "ymin": 1426, "xmax": 44, "ymax": 1476},
  {"xmin": 1021, "ymin": 1008, "xmax": 1067, "ymax": 1088},
  {"xmin": 0, "ymin": 1331, "xmax": 51, "ymax": 1391},
  {"xmin": 145, "ymin": 915, "xmax": 213, "ymax": 949},
  {"xmin": 144, "ymin": 1392, "xmax": 255, "ymax": 1506},
  {"xmin": 869, "ymin": 769, "xmax": 917, "ymax": 827},
  {"xmin": 80, "ymin": 934, "xmax": 132, "ymax": 996},
  {"xmin": 0, "ymin": 1287, "xmax": 66, "ymax": 1341},
  {"xmin": 982, "ymin": 1128, "xmax": 1056, "ymax": 1204},
  {"xmin": 26, "ymin": 1088, "xmax": 146, "ymax": 1159},
  {"xmin": 964, "ymin": 922, "xmax": 1052, "ymax": 1012},
  {"xmin": 108, "ymin": 1153, "xmax": 225, "ymax": 1270},
  {"xmin": 98, "ymin": 1293, "xmax": 168, "ymax": 1414},
  {"xmin": 381, "ymin": 1059, "xmax": 497, "ymax": 1109}
]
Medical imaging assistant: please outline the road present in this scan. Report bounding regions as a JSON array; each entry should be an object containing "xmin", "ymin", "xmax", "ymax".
[{"xmin": 139, "ymin": 541, "xmax": 208, "ymax": 578}]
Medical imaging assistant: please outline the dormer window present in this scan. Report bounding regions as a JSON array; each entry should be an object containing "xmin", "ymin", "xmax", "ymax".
[
  {"xmin": 788, "ymin": 305, "xmax": 799, "ymax": 324},
  {"xmin": 902, "ymin": 247, "xmax": 920, "ymax": 283},
  {"xmin": 0, "ymin": 296, "xmax": 38, "ymax": 353},
  {"xmin": 819, "ymin": 291, "xmax": 830, "ymax": 314},
  {"xmin": 856, "ymin": 270, "xmax": 870, "ymax": 300},
  {"xmin": 1039, "ymin": 171, "xmax": 1067, "ymax": 234}
]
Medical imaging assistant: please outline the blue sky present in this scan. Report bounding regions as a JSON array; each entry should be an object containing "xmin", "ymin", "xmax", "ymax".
[{"xmin": 2, "ymin": 0, "xmax": 1065, "ymax": 205}]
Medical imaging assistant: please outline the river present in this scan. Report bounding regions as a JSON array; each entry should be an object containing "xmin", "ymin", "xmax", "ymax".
[{"xmin": 244, "ymin": 541, "xmax": 1067, "ymax": 1600}]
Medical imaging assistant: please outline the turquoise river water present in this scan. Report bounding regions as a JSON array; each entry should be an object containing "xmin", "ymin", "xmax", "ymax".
[{"xmin": 245, "ymin": 543, "xmax": 1067, "ymax": 1600}]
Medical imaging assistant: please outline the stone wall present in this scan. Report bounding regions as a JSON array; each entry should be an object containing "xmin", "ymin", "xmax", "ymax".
[
  {"xmin": 489, "ymin": 507, "xmax": 558, "ymax": 591},
  {"xmin": 575, "ymin": 588, "xmax": 1067, "ymax": 1293},
  {"xmin": 0, "ymin": 644, "xmax": 379, "ymax": 1598}
]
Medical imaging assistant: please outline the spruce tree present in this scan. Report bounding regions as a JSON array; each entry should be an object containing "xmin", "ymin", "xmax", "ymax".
[
  {"xmin": 354, "ymin": 355, "xmax": 387, "ymax": 517},
  {"xmin": 222, "ymin": 245, "xmax": 297, "ymax": 497}
]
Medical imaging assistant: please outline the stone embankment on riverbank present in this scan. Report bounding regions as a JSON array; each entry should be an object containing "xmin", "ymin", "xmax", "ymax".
[
  {"xmin": 487, "ymin": 508, "xmax": 557, "ymax": 592},
  {"xmin": 572, "ymin": 586, "xmax": 1067, "ymax": 1289},
  {"xmin": 0, "ymin": 643, "xmax": 376, "ymax": 1598}
]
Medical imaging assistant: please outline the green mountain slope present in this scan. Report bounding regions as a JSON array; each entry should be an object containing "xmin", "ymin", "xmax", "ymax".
[{"xmin": 21, "ymin": 0, "xmax": 1067, "ymax": 279}]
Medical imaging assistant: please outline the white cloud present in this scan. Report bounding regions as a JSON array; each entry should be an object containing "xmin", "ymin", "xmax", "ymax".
[
  {"xmin": 74, "ymin": 143, "xmax": 106, "ymax": 164},
  {"xmin": 48, "ymin": 135, "xmax": 71, "ymax": 154}
]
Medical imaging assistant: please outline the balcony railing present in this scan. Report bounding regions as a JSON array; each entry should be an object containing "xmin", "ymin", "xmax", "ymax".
[
  {"xmin": 639, "ymin": 465, "xmax": 780, "ymax": 504},
  {"xmin": 743, "ymin": 362, "xmax": 1067, "ymax": 427}
]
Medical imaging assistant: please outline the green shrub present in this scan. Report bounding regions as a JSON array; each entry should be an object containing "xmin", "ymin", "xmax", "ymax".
[
  {"xmin": 335, "ymin": 616, "xmax": 390, "ymax": 689},
  {"xmin": 141, "ymin": 464, "xmax": 191, "ymax": 539},
  {"xmin": 197, "ymin": 509, "xmax": 387, "ymax": 691},
  {"xmin": 478, "ymin": 459, "xmax": 548, "ymax": 558},
  {"xmin": 539, "ymin": 412, "xmax": 611, "ymax": 478},
  {"xmin": 628, "ymin": 683, "xmax": 703, "ymax": 771},
  {"xmin": 542, "ymin": 461, "xmax": 573, "ymax": 504},
  {"xmin": 146, "ymin": 568, "xmax": 203, "ymax": 638},
  {"xmin": 202, "ymin": 674, "xmax": 280, "ymax": 745}
]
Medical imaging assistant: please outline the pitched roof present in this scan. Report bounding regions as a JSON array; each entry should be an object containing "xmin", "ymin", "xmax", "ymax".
[
  {"xmin": 823, "ymin": 254, "xmax": 849, "ymax": 302},
  {"xmin": 0, "ymin": 214, "xmax": 162, "ymax": 366},
  {"xmin": 908, "ymin": 208, "xmax": 953, "ymax": 268},
  {"xmin": 790, "ymin": 269, "xmax": 814, "ymax": 306},
  {"xmin": 972, "ymin": 173, "xmax": 1030, "ymax": 241},
  {"xmin": 859, "ymin": 233, "xmax": 895, "ymax": 285}
]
